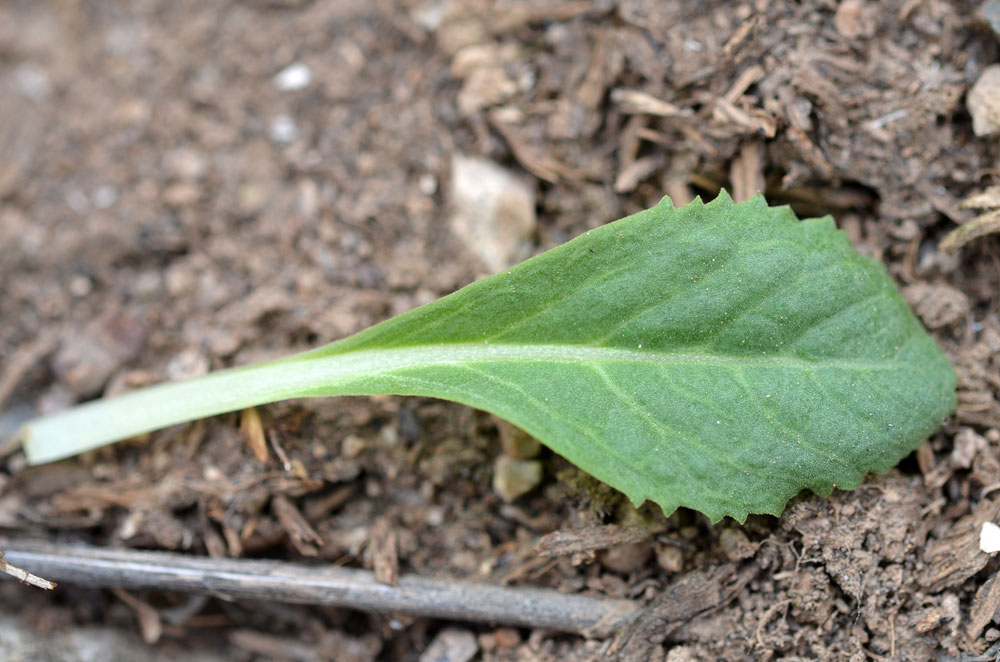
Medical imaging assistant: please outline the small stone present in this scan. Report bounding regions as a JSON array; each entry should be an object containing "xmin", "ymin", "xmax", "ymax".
[
  {"xmin": 981, "ymin": 522, "xmax": 1000, "ymax": 554},
  {"xmin": 666, "ymin": 646, "xmax": 699, "ymax": 662},
  {"xmin": 951, "ymin": 428, "xmax": 987, "ymax": 469},
  {"xmin": 986, "ymin": 1, "xmax": 1000, "ymax": 34},
  {"xmin": 834, "ymin": 0, "xmax": 875, "ymax": 39},
  {"xmin": 273, "ymin": 62, "xmax": 312, "ymax": 91},
  {"xmin": 93, "ymin": 185, "xmax": 118, "ymax": 209},
  {"xmin": 411, "ymin": 1, "xmax": 445, "ymax": 32},
  {"xmin": 341, "ymin": 435, "xmax": 367, "ymax": 459},
  {"xmin": 492, "ymin": 628, "xmax": 520, "ymax": 649},
  {"xmin": 165, "ymin": 148, "xmax": 207, "ymax": 180},
  {"xmin": 165, "ymin": 348, "xmax": 210, "ymax": 381},
  {"xmin": 655, "ymin": 544, "xmax": 684, "ymax": 573},
  {"xmin": 902, "ymin": 282, "xmax": 970, "ymax": 329},
  {"xmin": 13, "ymin": 63, "xmax": 51, "ymax": 101},
  {"xmin": 418, "ymin": 628, "xmax": 478, "ymax": 662},
  {"xmin": 425, "ymin": 506, "xmax": 445, "ymax": 527},
  {"xmin": 968, "ymin": 65, "xmax": 1000, "ymax": 137},
  {"xmin": 719, "ymin": 527, "xmax": 757, "ymax": 561},
  {"xmin": 598, "ymin": 542, "xmax": 653, "ymax": 574},
  {"xmin": 449, "ymin": 155, "xmax": 536, "ymax": 272},
  {"xmin": 69, "ymin": 275, "xmax": 92, "ymax": 297},
  {"xmin": 270, "ymin": 115, "xmax": 298, "ymax": 143},
  {"xmin": 492, "ymin": 455, "xmax": 543, "ymax": 502},
  {"xmin": 495, "ymin": 417, "xmax": 540, "ymax": 459},
  {"xmin": 418, "ymin": 173, "xmax": 438, "ymax": 196},
  {"xmin": 162, "ymin": 182, "xmax": 201, "ymax": 207}
]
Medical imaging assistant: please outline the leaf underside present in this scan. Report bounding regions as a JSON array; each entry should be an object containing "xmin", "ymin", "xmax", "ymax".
[{"xmin": 22, "ymin": 193, "xmax": 957, "ymax": 522}]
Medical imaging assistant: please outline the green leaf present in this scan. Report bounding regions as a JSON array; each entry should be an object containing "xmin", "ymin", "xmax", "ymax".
[{"xmin": 20, "ymin": 192, "xmax": 956, "ymax": 521}]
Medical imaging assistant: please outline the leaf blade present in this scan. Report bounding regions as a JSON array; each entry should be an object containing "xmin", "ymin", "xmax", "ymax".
[{"xmin": 21, "ymin": 193, "xmax": 956, "ymax": 521}]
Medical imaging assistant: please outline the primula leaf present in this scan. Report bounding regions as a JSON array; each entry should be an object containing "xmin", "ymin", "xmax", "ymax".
[{"xmin": 21, "ymin": 192, "xmax": 956, "ymax": 521}]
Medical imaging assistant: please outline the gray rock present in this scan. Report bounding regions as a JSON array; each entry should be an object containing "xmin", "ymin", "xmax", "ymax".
[
  {"xmin": 0, "ymin": 615, "xmax": 224, "ymax": 662},
  {"xmin": 449, "ymin": 156, "xmax": 536, "ymax": 272},
  {"xmin": 968, "ymin": 65, "xmax": 1000, "ymax": 137},
  {"xmin": 492, "ymin": 455, "xmax": 543, "ymax": 502},
  {"xmin": 418, "ymin": 628, "xmax": 478, "ymax": 662}
]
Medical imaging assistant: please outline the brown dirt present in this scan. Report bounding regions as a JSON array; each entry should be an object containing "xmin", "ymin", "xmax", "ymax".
[{"xmin": 2, "ymin": 1, "xmax": 1000, "ymax": 660}]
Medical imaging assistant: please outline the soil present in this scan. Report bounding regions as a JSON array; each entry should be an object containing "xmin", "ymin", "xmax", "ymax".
[{"xmin": 2, "ymin": 1, "xmax": 1000, "ymax": 660}]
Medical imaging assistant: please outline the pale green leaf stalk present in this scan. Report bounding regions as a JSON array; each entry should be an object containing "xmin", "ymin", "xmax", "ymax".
[{"xmin": 20, "ymin": 192, "xmax": 957, "ymax": 522}]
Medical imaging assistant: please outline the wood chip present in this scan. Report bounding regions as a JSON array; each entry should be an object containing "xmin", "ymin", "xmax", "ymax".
[
  {"xmin": 712, "ymin": 98, "xmax": 776, "ymax": 137},
  {"xmin": 967, "ymin": 571, "xmax": 1000, "ymax": 641},
  {"xmin": 303, "ymin": 484, "xmax": 356, "ymax": 522},
  {"xmin": 272, "ymin": 495, "xmax": 324, "ymax": 556},
  {"xmin": 614, "ymin": 155, "xmax": 665, "ymax": 194},
  {"xmin": 535, "ymin": 525, "xmax": 655, "ymax": 558},
  {"xmin": 723, "ymin": 64, "xmax": 765, "ymax": 104},
  {"xmin": 611, "ymin": 89, "xmax": 692, "ymax": 118},
  {"xmin": 721, "ymin": 15, "xmax": 757, "ymax": 60},
  {"xmin": 920, "ymin": 497, "xmax": 1000, "ymax": 592},
  {"xmin": 112, "ymin": 587, "xmax": 163, "ymax": 644},
  {"xmin": 606, "ymin": 564, "xmax": 757, "ymax": 660},
  {"xmin": 487, "ymin": 113, "xmax": 582, "ymax": 183},
  {"xmin": 616, "ymin": 115, "xmax": 646, "ymax": 177},
  {"xmin": 371, "ymin": 516, "xmax": 399, "ymax": 586},
  {"xmin": 240, "ymin": 407, "xmax": 270, "ymax": 464},
  {"xmin": 576, "ymin": 32, "xmax": 617, "ymax": 109},
  {"xmin": 729, "ymin": 140, "xmax": 765, "ymax": 203},
  {"xmin": 784, "ymin": 126, "xmax": 835, "ymax": 180}
]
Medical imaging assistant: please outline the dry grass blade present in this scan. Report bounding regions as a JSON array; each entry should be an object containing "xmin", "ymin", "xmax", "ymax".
[{"xmin": 940, "ymin": 209, "xmax": 1000, "ymax": 253}]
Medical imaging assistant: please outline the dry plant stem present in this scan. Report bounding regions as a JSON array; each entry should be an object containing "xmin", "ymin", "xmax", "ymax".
[
  {"xmin": 940, "ymin": 209, "xmax": 1000, "ymax": 253},
  {"xmin": 0, "ymin": 550, "xmax": 56, "ymax": 590},
  {"xmin": 0, "ymin": 539, "xmax": 639, "ymax": 636}
]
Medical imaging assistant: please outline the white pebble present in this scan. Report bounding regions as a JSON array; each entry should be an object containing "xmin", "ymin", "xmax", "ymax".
[
  {"xmin": 980, "ymin": 522, "xmax": 1000, "ymax": 554},
  {"xmin": 270, "ymin": 115, "xmax": 298, "ymax": 143},
  {"xmin": 273, "ymin": 62, "xmax": 312, "ymax": 91},
  {"xmin": 93, "ymin": 185, "xmax": 118, "ymax": 209}
]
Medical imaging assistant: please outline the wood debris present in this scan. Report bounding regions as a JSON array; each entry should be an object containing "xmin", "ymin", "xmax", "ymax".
[
  {"xmin": 611, "ymin": 89, "xmax": 692, "ymax": 118},
  {"xmin": 112, "ymin": 587, "xmax": 163, "ymax": 644},
  {"xmin": 534, "ymin": 525, "xmax": 654, "ymax": 558},
  {"xmin": 370, "ymin": 516, "xmax": 399, "ymax": 586},
  {"xmin": 606, "ymin": 564, "xmax": 757, "ymax": 660},
  {"xmin": 272, "ymin": 495, "xmax": 324, "ymax": 557},
  {"xmin": 920, "ymin": 497, "xmax": 1000, "ymax": 592},
  {"xmin": 240, "ymin": 407, "xmax": 270, "ymax": 464},
  {"xmin": 729, "ymin": 140, "xmax": 765, "ymax": 203},
  {"xmin": 0, "ymin": 550, "xmax": 56, "ymax": 590},
  {"xmin": 967, "ymin": 571, "xmax": 1000, "ymax": 643}
]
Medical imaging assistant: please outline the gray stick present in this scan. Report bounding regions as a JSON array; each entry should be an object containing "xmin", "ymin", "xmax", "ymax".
[{"xmin": 0, "ymin": 539, "xmax": 639, "ymax": 637}]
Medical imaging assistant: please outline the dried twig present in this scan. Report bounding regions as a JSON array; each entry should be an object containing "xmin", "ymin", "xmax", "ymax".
[
  {"xmin": 0, "ymin": 550, "xmax": 57, "ymax": 590},
  {"xmin": 0, "ymin": 539, "xmax": 639, "ymax": 636},
  {"xmin": 940, "ymin": 210, "xmax": 1000, "ymax": 253}
]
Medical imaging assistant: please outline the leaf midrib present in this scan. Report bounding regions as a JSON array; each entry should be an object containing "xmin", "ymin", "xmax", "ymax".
[{"xmin": 309, "ymin": 342, "xmax": 909, "ymax": 375}]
